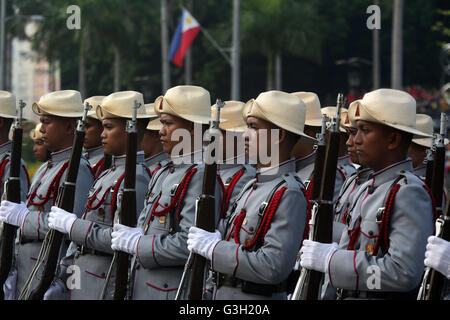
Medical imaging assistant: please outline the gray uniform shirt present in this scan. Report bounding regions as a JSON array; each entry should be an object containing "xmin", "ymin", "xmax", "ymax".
[
  {"xmin": 295, "ymin": 151, "xmax": 346, "ymax": 202},
  {"xmin": 218, "ymin": 161, "xmax": 256, "ymax": 220},
  {"xmin": 326, "ymin": 159, "xmax": 434, "ymax": 298},
  {"xmin": 131, "ymin": 150, "xmax": 222, "ymax": 300},
  {"xmin": 15, "ymin": 147, "xmax": 93, "ymax": 298},
  {"xmin": 60, "ymin": 152, "xmax": 151, "ymax": 300},
  {"xmin": 212, "ymin": 159, "xmax": 307, "ymax": 300},
  {"xmin": 144, "ymin": 152, "xmax": 170, "ymax": 177}
]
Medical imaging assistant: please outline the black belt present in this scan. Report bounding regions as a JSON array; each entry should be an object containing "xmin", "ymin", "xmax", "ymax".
[
  {"xmin": 216, "ymin": 273, "xmax": 287, "ymax": 297},
  {"xmin": 337, "ymin": 288, "xmax": 418, "ymax": 300},
  {"xmin": 76, "ymin": 245, "xmax": 111, "ymax": 258}
]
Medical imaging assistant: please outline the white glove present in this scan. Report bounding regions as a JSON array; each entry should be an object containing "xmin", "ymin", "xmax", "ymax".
[
  {"xmin": 187, "ymin": 226, "xmax": 222, "ymax": 261},
  {"xmin": 0, "ymin": 200, "xmax": 29, "ymax": 227},
  {"xmin": 44, "ymin": 279, "xmax": 68, "ymax": 300},
  {"xmin": 424, "ymin": 236, "xmax": 450, "ymax": 279},
  {"xmin": 3, "ymin": 268, "xmax": 17, "ymax": 300},
  {"xmin": 48, "ymin": 206, "xmax": 77, "ymax": 234},
  {"xmin": 111, "ymin": 223, "xmax": 144, "ymax": 255},
  {"xmin": 300, "ymin": 240, "xmax": 339, "ymax": 273}
]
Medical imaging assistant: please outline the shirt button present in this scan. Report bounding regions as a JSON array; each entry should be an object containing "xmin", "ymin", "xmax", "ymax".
[{"xmin": 163, "ymin": 283, "xmax": 168, "ymax": 288}]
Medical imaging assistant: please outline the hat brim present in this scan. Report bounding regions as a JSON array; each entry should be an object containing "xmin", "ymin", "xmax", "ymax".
[
  {"xmin": 304, "ymin": 118, "xmax": 322, "ymax": 127},
  {"xmin": 352, "ymin": 101, "xmax": 432, "ymax": 138},
  {"xmin": 412, "ymin": 137, "xmax": 449, "ymax": 148},
  {"xmin": 96, "ymin": 105, "xmax": 152, "ymax": 120},
  {"xmin": 32, "ymin": 103, "xmax": 83, "ymax": 118},
  {"xmin": 146, "ymin": 117, "xmax": 163, "ymax": 131}
]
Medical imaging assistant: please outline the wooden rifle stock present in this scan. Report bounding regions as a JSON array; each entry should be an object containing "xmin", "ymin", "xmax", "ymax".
[
  {"xmin": 0, "ymin": 101, "xmax": 25, "ymax": 300},
  {"xmin": 418, "ymin": 112, "xmax": 449, "ymax": 300},
  {"xmin": 27, "ymin": 104, "xmax": 91, "ymax": 300},
  {"xmin": 186, "ymin": 100, "xmax": 223, "ymax": 300},
  {"xmin": 302, "ymin": 94, "xmax": 343, "ymax": 300},
  {"xmin": 113, "ymin": 101, "xmax": 139, "ymax": 300}
]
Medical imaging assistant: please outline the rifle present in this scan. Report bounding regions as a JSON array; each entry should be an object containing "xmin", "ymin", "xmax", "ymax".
[
  {"xmin": 25, "ymin": 103, "xmax": 91, "ymax": 300},
  {"xmin": 417, "ymin": 112, "xmax": 449, "ymax": 300},
  {"xmin": 112, "ymin": 100, "xmax": 140, "ymax": 300},
  {"xmin": 291, "ymin": 93, "xmax": 344, "ymax": 300},
  {"xmin": 175, "ymin": 99, "xmax": 223, "ymax": 300},
  {"xmin": 0, "ymin": 100, "xmax": 25, "ymax": 300}
]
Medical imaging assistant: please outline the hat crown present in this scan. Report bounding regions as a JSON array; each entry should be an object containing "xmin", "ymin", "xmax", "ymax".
[
  {"xmin": 245, "ymin": 90, "xmax": 312, "ymax": 141},
  {"xmin": 360, "ymin": 88, "xmax": 416, "ymax": 127},
  {"xmin": 33, "ymin": 90, "xmax": 84, "ymax": 118},
  {"xmin": 155, "ymin": 85, "xmax": 211, "ymax": 124},
  {"xmin": 211, "ymin": 100, "xmax": 246, "ymax": 132},
  {"xmin": 415, "ymin": 114, "xmax": 433, "ymax": 136},
  {"xmin": 98, "ymin": 91, "xmax": 147, "ymax": 119},
  {"xmin": 291, "ymin": 91, "xmax": 322, "ymax": 126},
  {"xmin": 0, "ymin": 90, "xmax": 16, "ymax": 118}
]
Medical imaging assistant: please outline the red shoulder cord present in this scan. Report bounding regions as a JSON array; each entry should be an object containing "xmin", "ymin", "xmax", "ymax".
[
  {"xmin": 92, "ymin": 158, "xmax": 104, "ymax": 180},
  {"xmin": 232, "ymin": 186, "xmax": 287, "ymax": 249},
  {"xmin": 27, "ymin": 161, "xmax": 69, "ymax": 207},
  {"xmin": 422, "ymin": 184, "xmax": 439, "ymax": 222},
  {"xmin": 0, "ymin": 159, "xmax": 9, "ymax": 195},
  {"xmin": 220, "ymin": 168, "xmax": 246, "ymax": 219},
  {"xmin": 372, "ymin": 184, "xmax": 401, "ymax": 255},
  {"xmin": 150, "ymin": 168, "xmax": 198, "ymax": 223},
  {"xmin": 145, "ymin": 165, "xmax": 162, "ymax": 179}
]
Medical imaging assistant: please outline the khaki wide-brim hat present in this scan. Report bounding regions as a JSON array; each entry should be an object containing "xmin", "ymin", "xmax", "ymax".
[
  {"xmin": 154, "ymin": 85, "xmax": 213, "ymax": 124},
  {"xmin": 30, "ymin": 122, "xmax": 43, "ymax": 140},
  {"xmin": 348, "ymin": 88, "xmax": 431, "ymax": 138},
  {"xmin": 243, "ymin": 90, "xmax": 316, "ymax": 144},
  {"xmin": 32, "ymin": 90, "xmax": 84, "ymax": 118},
  {"xmin": 321, "ymin": 106, "xmax": 348, "ymax": 133},
  {"xmin": 84, "ymin": 96, "xmax": 106, "ymax": 120},
  {"xmin": 145, "ymin": 103, "xmax": 162, "ymax": 131},
  {"xmin": 211, "ymin": 100, "xmax": 246, "ymax": 132},
  {"xmin": 0, "ymin": 91, "xmax": 17, "ymax": 119},
  {"xmin": 291, "ymin": 91, "xmax": 322, "ymax": 127},
  {"xmin": 96, "ymin": 91, "xmax": 151, "ymax": 120},
  {"xmin": 412, "ymin": 113, "xmax": 449, "ymax": 148}
]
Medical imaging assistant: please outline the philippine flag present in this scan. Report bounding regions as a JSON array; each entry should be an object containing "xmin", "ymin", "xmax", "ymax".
[{"xmin": 168, "ymin": 8, "xmax": 201, "ymax": 67}]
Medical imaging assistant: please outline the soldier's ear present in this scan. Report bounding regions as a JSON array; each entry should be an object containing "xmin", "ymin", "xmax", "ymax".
[{"xmin": 386, "ymin": 131, "xmax": 402, "ymax": 151}]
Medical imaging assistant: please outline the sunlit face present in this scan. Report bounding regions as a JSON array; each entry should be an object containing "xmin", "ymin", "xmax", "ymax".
[
  {"xmin": 158, "ymin": 113, "xmax": 193, "ymax": 155},
  {"xmin": 101, "ymin": 118, "xmax": 127, "ymax": 156},
  {"xmin": 84, "ymin": 117, "xmax": 103, "ymax": 149}
]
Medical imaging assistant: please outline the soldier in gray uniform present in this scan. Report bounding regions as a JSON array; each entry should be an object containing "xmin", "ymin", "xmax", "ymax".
[
  {"xmin": 290, "ymin": 92, "xmax": 347, "ymax": 202},
  {"xmin": 0, "ymin": 90, "xmax": 93, "ymax": 299},
  {"xmin": 333, "ymin": 109, "xmax": 373, "ymax": 243},
  {"xmin": 44, "ymin": 91, "xmax": 153, "ymax": 300},
  {"xmin": 188, "ymin": 90, "xmax": 313, "ymax": 300},
  {"xmin": 300, "ymin": 89, "xmax": 435, "ymax": 299},
  {"xmin": 110, "ymin": 85, "xmax": 222, "ymax": 300},
  {"xmin": 212, "ymin": 100, "xmax": 256, "ymax": 220},
  {"xmin": 0, "ymin": 91, "xmax": 29, "ymax": 203},
  {"xmin": 83, "ymin": 96, "xmax": 107, "ymax": 179},
  {"xmin": 142, "ymin": 103, "xmax": 170, "ymax": 176}
]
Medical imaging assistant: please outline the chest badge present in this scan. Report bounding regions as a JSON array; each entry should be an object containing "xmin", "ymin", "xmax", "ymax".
[
  {"xmin": 159, "ymin": 216, "xmax": 166, "ymax": 224},
  {"xmin": 365, "ymin": 243, "xmax": 374, "ymax": 255}
]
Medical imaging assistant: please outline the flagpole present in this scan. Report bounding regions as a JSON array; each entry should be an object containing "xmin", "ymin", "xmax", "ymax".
[
  {"xmin": 161, "ymin": 0, "xmax": 170, "ymax": 93},
  {"xmin": 231, "ymin": 0, "xmax": 240, "ymax": 100},
  {"xmin": 185, "ymin": 1, "xmax": 193, "ymax": 85}
]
